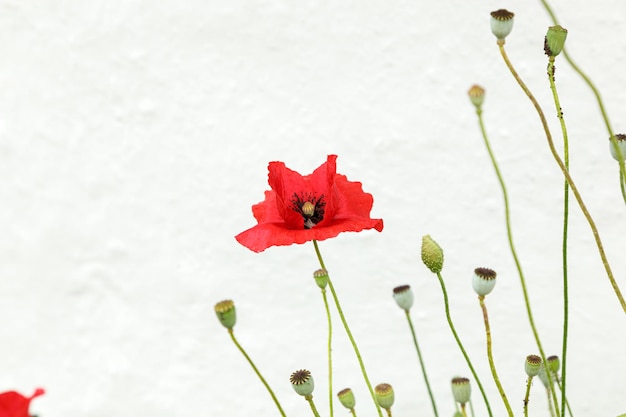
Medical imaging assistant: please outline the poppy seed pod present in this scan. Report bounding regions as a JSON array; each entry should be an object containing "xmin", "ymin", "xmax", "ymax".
[
  {"xmin": 490, "ymin": 9, "xmax": 514, "ymax": 40},
  {"xmin": 468, "ymin": 85, "xmax": 485, "ymax": 108},
  {"xmin": 547, "ymin": 355, "xmax": 560, "ymax": 374},
  {"xmin": 290, "ymin": 369, "xmax": 314, "ymax": 397},
  {"xmin": 525, "ymin": 354, "xmax": 542, "ymax": 377},
  {"xmin": 538, "ymin": 363, "xmax": 552, "ymax": 388},
  {"xmin": 313, "ymin": 269, "xmax": 329, "ymax": 289},
  {"xmin": 393, "ymin": 285, "xmax": 414, "ymax": 311},
  {"xmin": 374, "ymin": 383, "xmax": 394, "ymax": 410},
  {"xmin": 421, "ymin": 235, "xmax": 444, "ymax": 273},
  {"xmin": 214, "ymin": 299, "xmax": 236, "ymax": 329},
  {"xmin": 472, "ymin": 267, "xmax": 497, "ymax": 296},
  {"xmin": 544, "ymin": 25, "xmax": 568, "ymax": 57},
  {"xmin": 451, "ymin": 377, "xmax": 471, "ymax": 405},
  {"xmin": 609, "ymin": 134, "xmax": 626, "ymax": 161},
  {"xmin": 337, "ymin": 388, "xmax": 356, "ymax": 409}
]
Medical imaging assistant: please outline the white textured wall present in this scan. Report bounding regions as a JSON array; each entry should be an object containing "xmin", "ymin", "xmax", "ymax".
[{"xmin": 1, "ymin": 1, "xmax": 625, "ymax": 416}]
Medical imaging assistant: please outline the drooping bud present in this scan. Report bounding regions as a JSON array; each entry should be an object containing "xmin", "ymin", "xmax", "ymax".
[
  {"xmin": 472, "ymin": 267, "xmax": 497, "ymax": 296},
  {"xmin": 609, "ymin": 134, "xmax": 626, "ymax": 161},
  {"xmin": 490, "ymin": 9, "xmax": 515, "ymax": 41},
  {"xmin": 290, "ymin": 369, "xmax": 315, "ymax": 397},
  {"xmin": 313, "ymin": 269, "xmax": 329, "ymax": 289},
  {"xmin": 393, "ymin": 285, "xmax": 414, "ymax": 311},
  {"xmin": 544, "ymin": 25, "xmax": 568, "ymax": 57},
  {"xmin": 525, "ymin": 354, "xmax": 542, "ymax": 377},
  {"xmin": 214, "ymin": 299, "xmax": 236, "ymax": 329},
  {"xmin": 374, "ymin": 383, "xmax": 395, "ymax": 410},
  {"xmin": 451, "ymin": 377, "xmax": 471, "ymax": 405},
  {"xmin": 421, "ymin": 235, "xmax": 444, "ymax": 273},
  {"xmin": 337, "ymin": 388, "xmax": 356, "ymax": 409},
  {"xmin": 468, "ymin": 85, "xmax": 486, "ymax": 108}
]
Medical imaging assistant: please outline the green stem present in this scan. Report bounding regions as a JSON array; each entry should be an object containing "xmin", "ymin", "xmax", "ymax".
[
  {"xmin": 538, "ymin": 0, "xmax": 626, "ymax": 205},
  {"xmin": 547, "ymin": 56, "xmax": 571, "ymax": 417},
  {"xmin": 555, "ymin": 378, "xmax": 575, "ymax": 417},
  {"xmin": 405, "ymin": 310, "xmax": 439, "ymax": 417},
  {"xmin": 312, "ymin": 240, "xmax": 383, "ymax": 417},
  {"xmin": 349, "ymin": 408, "xmax": 357, "ymax": 417},
  {"xmin": 228, "ymin": 329, "xmax": 287, "ymax": 417},
  {"xmin": 435, "ymin": 271, "xmax": 493, "ymax": 417},
  {"xmin": 478, "ymin": 296, "xmax": 514, "ymax": 417},
  {"xmin": 523, "ymin": 377, "xmax": 533, "ymax": 417},
  {"xmin": 497, "ymin": 41, "xmax": 626, "ymax": 314},
  {"xmin": 547, "ymin": 389, "xmax": 556, "ymax": 417},
  {"xmin": 305, "ymin": 395, "xmax": 322, "ymax": 417},
  {"xmin": 460, "ymin": 403, "xmax": 468, "ymax": 417},
  {"xmin": 320, "ymin": 289, "xmax": 334, "ymax": 417}
]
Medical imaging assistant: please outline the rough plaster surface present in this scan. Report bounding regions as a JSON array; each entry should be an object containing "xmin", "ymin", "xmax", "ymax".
[{"xmin": 1, "ymin": 1, "xmax": 625, "ymax": 416}]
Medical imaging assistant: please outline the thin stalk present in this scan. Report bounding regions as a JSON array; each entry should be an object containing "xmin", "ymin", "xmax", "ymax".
[
  {"xmin": 228, "ymin": 329, "xmax": 287, "ymax": 417},
  {"xmin": 460, "ymin": 403, "xmax": 468, "ymax": 417},
  {"xmin": 547, "ymin": 389, "xmax": 556, "ymax": 417},
  {"xmin": 538, "ymin": 0, "xmax": 626, "ymax": 204},
  {"xmin": 547, "ymin": 56, "xmax": 570, "ymax": 417},
  {"xmin": 523, "ymin": 377, "xmax": 533, "ymax": 417},
  {"xmin": 478, "ymin": 295, "xmax": 514, "ymax": 417},
  {"xmin": 555, "ymin": 378, "xmax": 575, "ymax": 417},
  {"xmin": 497, "ymin": 41, "xmax": 626, "ymax": 314},
  {"xmin": 305, "ymin": 395, "xmax": 322, "ymax": 417},
  {"xmin": 435, "ymin": 271, "xmax": 493, "ymax": 417},
  {"xmin": 312, "ymin": 240, "xmax": 383, "ymax": 417},
  {"xmin": 468, "ymin": 398, "xmax": 475, "ymax": 417},
  {"xmin": 320, "ymin": 289, "xmax": 334, "ymax": 417},
  {"xmin": 349, "ymin": 408, "xmax": 357, "ymax": 417},
  {"xmin": 405, "ymin": 310, "xmax": 439, "ymax": 417},
  {"xmin": 384, "ymin": 408, "xmax": 393, "ymax": 417}
]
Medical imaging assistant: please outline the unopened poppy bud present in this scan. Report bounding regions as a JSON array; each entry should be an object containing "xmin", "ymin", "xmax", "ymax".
[
  {"xmin": 490, "ymin": 9, "xmax": 514, "ymax": 41},
  {"xmin": 337, "ymin": 388, "xmax": 356, "ymax": 409},
  {"xmin": 538, "ymin": 363, "xmax": 552, "ymax": 388},
  {"xmin": 214, "ymin": 299, "xmax": 236, "ymax": 329},
  {"xmin": 421, "ymin": 235, "xmax": 444, "ymax": 273},
  {"xmin": 468, "ymin": 85, "xmax": 485, "ymax": 108},
  {"xmin": 290, "ymin": 369, "xmax": 314, "ymax": 397},
  {"xmin": 547, "ymin": 355, "xmax": 560, "ymax": 374},
  {"xmin": 393, "ymin": 285, "xmax": 414, "ymax": 311},
  {"xmin": 472, "ymin": 267, "xmax": 497, "ymax": 296},
  {"xmin": 451, "ymin": 377, "xmax": 471, "ymax": 405},
  {"xmin": 374, "ymin": 383, "xmax": 394, "ymax": 410},
  {"xmin": 525, "ymin": 354, "xmax": 542, "ymax": 377},
  {"xmin": 313, "ymin": 269, "xmax": 329, "ymax": 289},
  {"xmin": 544, "ymin": 25, "xmax": 568, "ymax": 57},
  {"xmin": 609, "ymin": 134, "xmax": 626, "ymax": 161}
]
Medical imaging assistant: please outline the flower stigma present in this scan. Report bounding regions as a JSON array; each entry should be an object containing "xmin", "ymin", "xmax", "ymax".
[{"xmin": 292, "ymin": 193, "xmax": 325, "ymax": 229}]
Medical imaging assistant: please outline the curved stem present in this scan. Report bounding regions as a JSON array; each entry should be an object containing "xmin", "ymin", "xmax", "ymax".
[
  {"xmin": 312, "ymin": 240, "xmax": 383, "ymax": 417},
  {"xmin": 538, "ymin": 0, "xmax": 626, "ymax": 204},
  {"xmin": 435, "ymin": 271, "xmax": 493, "ymax": 417},
  {"xmin": 547, "ymin": 56, "xmax": 571, "ymax": 417},
  {"xmin": 478, "ymin": 296, "xmax": 514, "ymax": 417},
  {"xmin": 228, "ymin": 329, "xmax": 287, "ymax": 417},
  {"xmin": 497, "ymin": 41, "xmax": 626, "ymax": 314},
  {"xmin": 405, "ymin": 310, "xmax": 439, "ymax": 417},
  {"xmin": 320, "ymin": 289, "xmax": 334, "ymax": 417},
  {"xmin": 305, "ymin": 395, "xmax": 322, "ymax": 417}
]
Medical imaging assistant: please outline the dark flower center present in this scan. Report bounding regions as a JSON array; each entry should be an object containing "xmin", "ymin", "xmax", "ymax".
[{"xmin": 291, "ymin": 193, "xmax": 325, "ymax": 229}]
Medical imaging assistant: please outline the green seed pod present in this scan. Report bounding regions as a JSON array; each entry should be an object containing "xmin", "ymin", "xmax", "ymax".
[
  {"xmin": 538, "ymin": 363, "xmax": 552, "ymax": 388},
  {"xmin": 490, "ymin": 9, "xmax": 515, "ymax": 40},
  {"xmin": 547, "ymin": 355, "xmax": 560, "ymax": 374},
  {"xmin": 214, "ymin": 299, "xmax": 236, "ymax": 329},
  {"xmin": 313, "ymin": 269, "xmax": 329, "ymax": 289},
  {"xmin": 421, "ymin": 235, "xmax": 444, "ymax": 273},
  {"xmin": 451, "ymin": 377, "xmax": 471, "ymax": 405},
  {"xmin": 337, "ymin": 388, "xmax": 356, "ymax": 409},
  {"xmin": 290, "ymin": 369, "xmax": 314, "ymax": 397},
  {"xmin": 525, "ymin": 354, "xmax": 542, "ymax": 377},
  {"xmin": 374, "ymin": 383, "xmax": 395, "ymax": 410},
  {"xmin": 468, "ymin": 85, "xmax": 485, "ymax": 108},
  {"xmin": 544, "ymin": 25, "xmax": 568, "ymax": 57},
  {"xmin": 472, "ymin": 267, "xmax": 497, "ymax": 296},
  {"xmin": 609, "ymin": 134, "xmax": 626, "ymax": 161},
  {"xmin": 393, "ymin": 285, "xmax": 414, "ymax": 311}
]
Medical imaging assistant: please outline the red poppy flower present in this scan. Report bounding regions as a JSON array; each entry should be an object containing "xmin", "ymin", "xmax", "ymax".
[
  {"xmin": 236, "ymin": 155, "xmax": 383, "ymax": 252},
  {"xmin": 0, "ymin": 388, "xmax": 44, "ymax": 417}
]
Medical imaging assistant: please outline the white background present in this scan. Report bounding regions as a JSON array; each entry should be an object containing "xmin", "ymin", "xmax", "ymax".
[{"xmin": 1, "ymin": 1, "xmax": 625, "ymax": 416}]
